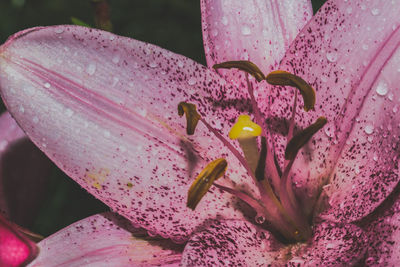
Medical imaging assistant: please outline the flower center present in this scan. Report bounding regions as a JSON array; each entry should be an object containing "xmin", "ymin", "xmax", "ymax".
[{"xmin": 179, "ymin": 61, "xmax": 327, "ymax": 243}]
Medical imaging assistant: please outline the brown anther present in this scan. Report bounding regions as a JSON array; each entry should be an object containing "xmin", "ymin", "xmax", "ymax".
[
  {"xmin": 178, "ymin": 102, "xmax": 201, "ymax": 135},
  {"xmin": 266, "ymin": 70, "xmax": 316, "ymax": 111},
  {"xmin": 187, "ymin": 158, "xmax": 227, "ymax": 210},
  {"xmin": 285, "ymin": 117, "xmax": 328, "ymax": 160},
  {"xmin": 213, "ymin": 61, "xmax": 265, "ymax": 82}
]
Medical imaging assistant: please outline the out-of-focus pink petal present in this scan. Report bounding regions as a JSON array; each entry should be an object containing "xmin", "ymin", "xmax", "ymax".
[
  {"xmin": 287, "ymin": 222, "xmax": 366, "ymax": 266},
  {"xmin": 0, "ymin": 112, "xmax": 52, "ymax": 227},
  {"xmin": 0, "ymin": 214, "xmax": 38, "ymax": 267},
  {"xmin": 201, "ymin": 0, "xmax": 312, "ymax": 85},
  {"xmin": 363, "ymin": 187, "xmax": 400, "ymax": 266},
  {"xmin": 181, "ymin": 219, "xmax": 283, "ymax": 266},
  {"xmin": 268, "ymin": 0, "xmax": 400, "ymax": 221},
  {"xmin": 0, "ymin": 26, "xmax": 259, "ymax": 242},
  {"xmin": 29, "ymin": 213, "xmax": 182, "ymax": 267}
]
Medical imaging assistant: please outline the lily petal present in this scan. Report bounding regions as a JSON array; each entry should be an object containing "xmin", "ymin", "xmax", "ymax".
[
  {"xmin": 288, "ymin": 222, "xmax": 367, "ymax": 266},
  {"xmin": 181, "ymin": 219, "xmax": 283, "ymax": 266},
  {"xmin": 0, "ymin": 214, "xmax": 38, "ymax": 267},
  {"xmin": 0, "ymin": 26, "xmax": 258, "ymax": 242},
  {"xmin": 29, "ymin": 213, "xmax": 182, "ymax": 267},
  {"xmin": 0, "ymin": 112, "xmax": 52, "ymax": 227},
  {"xmin": 201, "ymin": 0, "xmax": 312, "ymax": 85},
  {"xmin": 269, "ymin": 0, "xmax": 400, "ymax": 221},
  {"xmin": 364, "ymin": 188, "xmax": 400, "ymax": 266}
]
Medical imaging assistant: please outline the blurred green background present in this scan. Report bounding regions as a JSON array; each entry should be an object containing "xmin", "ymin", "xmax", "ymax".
[{"xmin": 0, "ymin": 0, "xmax": 327, "ymax": 236}]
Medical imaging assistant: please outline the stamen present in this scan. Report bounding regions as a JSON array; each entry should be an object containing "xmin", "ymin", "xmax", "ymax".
[
  {"xmin": 285, "ymin": 117, "xmax": 328, "ymax": 160},
  {"xmin": 266, "ymin": 70, "xmax": 315, "ymax": 111},
  {"xmin": 229, "ymin": 115, "xmax": 262, "ymax": 173},
  {"xmin": 255, "ymin": 136, "xmax": 267, "ymax": 181},
  {"xmin": 178, "ymin": 102, "xmax": 201, "ymax": 135},
  {"xmin": 213, "ymin": 60, "xmax": 265, "ymax": 82},
  {"xmin": 187, "ymin": 158, "xmax": 227, "ymax": 210}
]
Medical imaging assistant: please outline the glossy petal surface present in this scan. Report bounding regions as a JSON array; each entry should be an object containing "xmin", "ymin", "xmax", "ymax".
[
  {"xmin": 29, "ymin": 213, "xmax": 182, "ymax": 267},
  {"xmin": 0, "ymin": 112, "xmax": 52, "ymax": 227},
  {"xmin": 181, "ymin": 219, "xmax": 282, "ymax": 266},
  {"xmin": 201, "ymin": 0, "xmax": 312, "ymax": 85},
  {"xmin": 0, "ymin": 26, "xmax": 258, "ymax": 242},
  {"xmin": 269, "ymin": 0, "xmax": 400, "ymax": 221},
  {"xmin": 0, "ymin": 214, "xmax": 38, "ymax": 267}
]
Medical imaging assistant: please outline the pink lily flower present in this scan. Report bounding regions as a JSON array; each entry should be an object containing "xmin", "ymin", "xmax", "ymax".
[{"xmin": 0, "ymin": 0, "xmax": 399, "ymax": 265}]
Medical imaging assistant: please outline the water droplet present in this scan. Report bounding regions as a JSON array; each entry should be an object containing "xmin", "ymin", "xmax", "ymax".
[
  {"xmin": 326, "ymin": 51, "xmax": 338, "ymax": 62},
  {"xmin": 109, "ymin": 35, "xmax": 115, "ymax": 41},
  {"xmin": 354, "ymin": 166, "xmax": 360, "ymax": 174},
  {"xmin": 367, "ymin": 136, "xmax": 374, "ymax": 143},
  {"xmin": 388, "ymin": 92, "xmax": 394, "ymax": 101},
  {"xmin": 54, "ymin": 28, "xmax": 64, "ymax": 34},
  {"xmin": 187, "ymin": 77, "xmax": 197, "ymax": 86},
  {"xmin": 112, "ymin": 55, "xmax": 120, "ymax": 64},
  {"xmin": 364, "ymin": 124, "xmax": 374, "ymax": 135},
  {"xmin": 371, "ymin": 8, "xmax": 380, "ymax": 16},
  {"xmin": 44, "ymin": 82, "xmax": 51, "ymax": 88},
  {"xmin": 112, "ymin": 77, "xmax": 119, "ymax": 87},
  {"xmin": 104, "ymin": 130, "xmax": 111, "ymax": 138},
  {"xmin": 65, "ymin": 108, "xmax": 74, "ymax": 117},
  {"xmin": 149, "ymin": 61, "xmax": 158, "ymax": 68},
  {"xmin": 221, "ymin": 16, "xmax": 228, "ymax": 25},
  {"xmin": 376, "ymin": 81, "xmax": 388, "ymax": 96},
  {"xmin": 86, "ymin": 63, "xmax": 96, "ymax": 75},
  {"xmin": 373, "ymin": 154, "xmax": 378, "ymax": 162},
  {"xmin": 241, "ymin": 25, "xmax": 251, "ymax": 36},
  {"xmin": 255, "ymin": 214, "xmax": 265, "ymax": 224},
  {"xmin": 324, "ymin": 126, "xmax": 334, "ymax": 138},
  {"xmin": 393, "ymin": 106, "xmax": 398, "ymax": 113}
]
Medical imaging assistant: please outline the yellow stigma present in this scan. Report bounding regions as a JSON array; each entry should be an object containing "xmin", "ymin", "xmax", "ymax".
[{"xmin": 229, "ymin": 115, "xmax": 262, "ymax": 140}]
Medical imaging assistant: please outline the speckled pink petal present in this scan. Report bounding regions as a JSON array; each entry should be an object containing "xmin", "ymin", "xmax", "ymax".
[
  {"xmin": 201, "ymin": 0, "xmax": 312, "ymax": 85},
  {"xmin": 29, "ymin": 213, "xmax": 182, "ymax": 267},
  {"xmin": 287, "ymin": 222, "xmax": 367, "ymax": 266},
  {"xmin": 181, "ymin": 219, "xmax": 283, "ymax": 266},
  {"xmin": 0, "ymin": 26, "xmax": 259, "ymax": 243},
  {"xmin": 364, "ymin": 189, "xmax": 400, "ymax": 266},
  {"xmin": 0, "ymin": 112, "xmax": 52, "ymax": 227},
  {"xmin": 0, "ymin": 214, "xmax": 38, "ymax": 267},
  {"xmin": 267, "ymin": 0, "xmax": 400, "ymax": 221}
]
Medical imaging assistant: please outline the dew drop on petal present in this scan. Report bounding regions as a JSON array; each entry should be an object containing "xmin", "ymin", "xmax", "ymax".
[
  {"xmin": 371, "ymin": 8, "xmax": 380, "ymax": 16},
  {"xmin": 109, "ymin": 35, "xmax": 115, "ymax": 41},
  {"xmin": 112, "ymin": 55, "xmax": 120, "ymax": 64},
  {"xmin": 364, "ymin": 124, "xmax": 374, "ymax": 135},
  {"xmin": 149, "ymin": 61, "xmax": 158, "ymax": 68},
  {"xmin": 54, "ymin": 28, "xmax": 64, "ymax": 34},
  {"xmin": 65, "ymin": 108, "xmax": 74, "ymax": 117},
  {"xmin": 376, "ymin": 81, "xmax": 388, "ymax": 96},
  {"xmin": 221, "ymin": 16, "xmax": 228, "ymax": 26},
  {"xmin": 86, "ymin": 63, "xmax": 97, "ymax": 75},
  {"xmin": 393, "ymin": 106, "xmax": 398, "ymax": 113},
  {"xmin": 44, "ymin": 82, "xmax": 51, "ymax": 88},
  {"xmin": 255, "ymin": 214, "xmax": 265, "ymax": 224},
  {"xmin": 241, "ymin": 25, "xmax": 251, "ymax": 36},
  {"xmin": 187, "ymin": 77, "xmax": 197, "ymax": 86},
  {"xmin": 326, "ymin": 51, "xmax": 338, "ymax": 62},
  {"xmin": 388, "ymin": 92, "xmax": 394, "ymax": 101}
]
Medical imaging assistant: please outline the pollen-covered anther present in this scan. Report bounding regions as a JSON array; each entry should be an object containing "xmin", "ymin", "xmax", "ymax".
[
  {"xmin": 213, "ymin": 60, "xmax": 265, "ymax": 82},
  {"xmin": 187, "ymin": 158, "xmax": 228, "ymax": 210},
  {"xmin": 178, "ymin": 102, "xmax": 201, "ymax": 135},
  {"xmin": 229, "ymin": 115, "xmax": 262, "ymax": 173},
  {"xmin": 266, "ymin": 70, "xmax": 316, "ymax": 111},
  {"xmin": 285, "ymin": 117, "xmax": 328, "ymax": 160}
]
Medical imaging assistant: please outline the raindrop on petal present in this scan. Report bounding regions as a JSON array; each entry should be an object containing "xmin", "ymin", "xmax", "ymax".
[
  {"xmin": 326, "ymin": 51, "xmax": 338, "ymax": 62},
  {"xmin": 364, "ymin": 124, "xmax": 374, "ymax": 135}
]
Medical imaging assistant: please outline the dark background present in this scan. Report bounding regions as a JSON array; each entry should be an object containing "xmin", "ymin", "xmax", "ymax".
[{"xmin": 0, "ymin": 0, "xmax": 327, "ymax": 236}]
